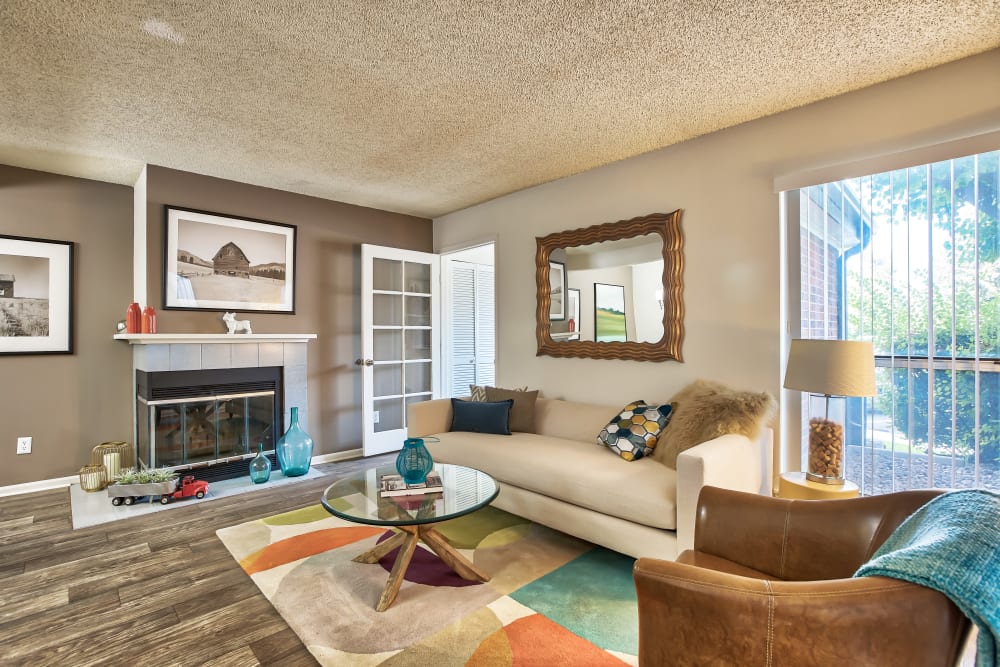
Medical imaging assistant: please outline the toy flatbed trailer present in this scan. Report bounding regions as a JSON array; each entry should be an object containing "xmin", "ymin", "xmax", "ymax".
[{"xmin": 107, "ymin": 475, "xmax": 208, "ymax": 506}]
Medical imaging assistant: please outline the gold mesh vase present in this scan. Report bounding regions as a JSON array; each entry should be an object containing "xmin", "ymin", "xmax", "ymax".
[
  {"xmin": 91, "ymin": 441, "xmax": 133, "ymax": 482},
  {"xmin": 78, "ymin": 464, "xmax": 108, "ymax": 492}
]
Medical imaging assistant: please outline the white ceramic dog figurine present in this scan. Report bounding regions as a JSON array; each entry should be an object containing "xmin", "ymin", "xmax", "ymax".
[{"xmin": 222, "ymin": 312, "xmax": 253, "ymax": 335}]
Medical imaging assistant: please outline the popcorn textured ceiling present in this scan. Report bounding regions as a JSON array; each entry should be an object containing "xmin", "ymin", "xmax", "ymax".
[{"xmin": 1, "ymin": 1, "xmax": 998, "ymax": 217}]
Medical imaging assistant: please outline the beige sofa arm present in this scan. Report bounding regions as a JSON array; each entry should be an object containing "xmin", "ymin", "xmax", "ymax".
[
  {"xmin": 675, "ymin": 432, "xmax": 765, "ymax": 553},
  {"xmin": 407, "ymin": 398, "xmax": 453, "ymax": 438}
]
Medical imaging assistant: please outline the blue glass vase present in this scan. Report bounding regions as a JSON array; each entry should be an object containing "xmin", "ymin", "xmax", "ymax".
[
  {"xmin": 249, "ymin": 443, "xmax": 271, "ymax": 484},
  {"xmin": 396, "ymin": 437, "xmax": 433, "ymax": 484},
  {"xmin": 276, "ymin": 407, "xmax": 313, "ymax": 477}
]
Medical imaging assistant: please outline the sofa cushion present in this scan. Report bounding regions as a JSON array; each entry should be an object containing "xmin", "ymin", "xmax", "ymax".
[
  {"xmin": 484, "ymin": 386, "xmax": 539, "ymax": 433},
  {"xmin": 654, "ymin": 380, "xmax": 777, "ymax": 469},
  {"xmin": 598, "ymin": 400, "xmax": 673, "ymax": 461},
  {"xmin": 426, "ymin": 432, "xmax": 677, "ymax": 530},
  {"xmin": 533, "ymin": 398, "xmax": 624, "ymax": 442},
  {"xmin": 450, "ymin": 398, "xmax": 513, "ymax": 435}
]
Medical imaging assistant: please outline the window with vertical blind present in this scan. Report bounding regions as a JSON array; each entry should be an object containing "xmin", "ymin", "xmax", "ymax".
[
  {"xmin": 448, "ymin": 261, "xmax": 495, "ymax": 396},
  {"xmin": 794, "ymin": 150, "xmax": 999, "ymax": 494}
]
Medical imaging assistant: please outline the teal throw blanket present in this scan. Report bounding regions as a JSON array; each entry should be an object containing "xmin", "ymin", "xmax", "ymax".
[{"xmin": 854, "ymin": 489, "xmax": 1000, "ymax": 667}]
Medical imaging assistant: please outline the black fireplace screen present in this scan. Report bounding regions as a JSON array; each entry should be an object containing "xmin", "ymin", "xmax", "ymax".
[{"xmin": 136, "ymin": 367, "xmax": 283, "ymax": 471}]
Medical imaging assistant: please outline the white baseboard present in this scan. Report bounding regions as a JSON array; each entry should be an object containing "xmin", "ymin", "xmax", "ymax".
[
  {"xmin": 0, "ymin": 449, "xmax": 365, "ymax": 499},
  {"xmin": 312, "ymin": 448, "xmax": 363, "ymax": 465},
  {"xmin": 0, "ymin": 474, "xmax": 78, "ymax": 498}
]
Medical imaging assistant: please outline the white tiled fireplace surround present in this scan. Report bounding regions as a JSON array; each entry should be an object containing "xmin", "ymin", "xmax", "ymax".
[{"xmin": 115, "ymin": 333, "xmax": 317, "ymax": 448}]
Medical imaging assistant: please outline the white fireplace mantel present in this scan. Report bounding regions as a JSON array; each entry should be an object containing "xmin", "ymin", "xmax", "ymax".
[{"xmin": 114, "ymin": 333, "xmax": 317, "ymax": 345}]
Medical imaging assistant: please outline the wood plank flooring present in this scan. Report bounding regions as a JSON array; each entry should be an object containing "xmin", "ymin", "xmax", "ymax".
[{"xmin": 0, "ymin": 454, "xmax": 395, "ymax": 666}]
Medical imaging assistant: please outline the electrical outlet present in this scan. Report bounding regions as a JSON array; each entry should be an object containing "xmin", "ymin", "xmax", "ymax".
[
  {"xmin": 373, "ymin": 411, "xmax": 380, "ymax": 425},
  {"xmin": 16, "ymin": 436, "xmax": 31, "ymax": 455}
]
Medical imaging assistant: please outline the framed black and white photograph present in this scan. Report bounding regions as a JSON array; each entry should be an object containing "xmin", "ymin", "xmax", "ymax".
[
  {"xmin": 548, "ymin": 260, "xmax": 566, "ymax": 321},
  {"xmin": 164, "ymin": 206, "xmax": 296, "ymax": 313},
  {"xmin": 0, "ymin": 234, "xmax": 74, "ymax": 355}
]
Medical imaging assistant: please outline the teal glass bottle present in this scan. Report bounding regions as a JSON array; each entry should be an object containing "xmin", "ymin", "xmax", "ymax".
[
  {"xmin": 249, "ymin": 443, "xmax": 271, "ymax": 484},
  {"xmin": 276, "ymin": 407, "xmax": 313, "ymax": 477},
  {"xmin": 396, "ymin": 437, "xmax": 433, "ymax": 484}
]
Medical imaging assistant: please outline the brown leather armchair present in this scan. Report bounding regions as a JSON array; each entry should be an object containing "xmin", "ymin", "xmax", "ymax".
[{"xmin": 633, "ymin": 486, "xmax": 973, "ymax": 667}]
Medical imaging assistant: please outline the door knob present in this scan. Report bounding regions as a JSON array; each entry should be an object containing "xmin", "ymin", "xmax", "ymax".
[{"xmin": 354, "ymin": 358, "xmax": 374, "ymax": 366}]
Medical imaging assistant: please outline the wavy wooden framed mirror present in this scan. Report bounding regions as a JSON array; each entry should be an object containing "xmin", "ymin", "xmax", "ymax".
[{"xmin": 535, "ymin": 210, "xmax": 684, "ymax": 362}]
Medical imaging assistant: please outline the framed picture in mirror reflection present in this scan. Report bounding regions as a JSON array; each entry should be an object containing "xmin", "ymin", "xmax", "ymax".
[
  {"xmin": 549, "ymin": 260, "xmax": 566, "ymax": 320},
  {"xmin": 567, "ymin": 288, "xmax": 580, "ymax": 332},
  {"xmin": 595, "ymin": 283, "xmax": 627, "ymax": 342}
]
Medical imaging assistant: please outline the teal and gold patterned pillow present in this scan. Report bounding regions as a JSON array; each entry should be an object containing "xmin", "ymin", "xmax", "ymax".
[{"xmin": 597, "ymin": 401, "xmax": 673, "ymax": 461}]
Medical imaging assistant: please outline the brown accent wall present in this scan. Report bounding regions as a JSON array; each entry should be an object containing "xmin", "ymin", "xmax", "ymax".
[
  {"xmin": 0, "ymin": 165, "xmax": 133, "ymax": 486},
  {"xmin": 144, "ymin": 166, "xmax": 432, "ymax": 458}
]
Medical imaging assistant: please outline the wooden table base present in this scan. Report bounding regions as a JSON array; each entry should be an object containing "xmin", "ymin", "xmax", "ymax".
[{"xmin": 353, "ymin": 524, "xmax": 491, "ymax": 611}]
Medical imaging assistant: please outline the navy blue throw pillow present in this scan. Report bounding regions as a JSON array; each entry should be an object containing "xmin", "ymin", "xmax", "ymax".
[{"xmin": 450, "ymin": 398, "xmax": 514, "ymax": 435}]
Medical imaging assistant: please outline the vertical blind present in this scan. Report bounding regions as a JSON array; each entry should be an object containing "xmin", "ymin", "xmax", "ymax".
[{"xmin": 798, "ymin": 150, "xmax": 999, "ymax": 494}]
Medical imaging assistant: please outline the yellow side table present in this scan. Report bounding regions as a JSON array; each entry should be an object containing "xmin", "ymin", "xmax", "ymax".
[{"xmin": 776, "ymin": 472, "xmax": 859, "ymax": 500}]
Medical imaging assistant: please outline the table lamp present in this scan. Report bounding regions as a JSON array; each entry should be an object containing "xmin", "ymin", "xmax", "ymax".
[{"xmin": 783, "ymin": 339, "xmax": 876, "ymax": 485}]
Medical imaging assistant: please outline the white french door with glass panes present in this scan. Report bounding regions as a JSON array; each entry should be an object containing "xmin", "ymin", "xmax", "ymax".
[{"xmin": 360, "ymin": 244, "xmax": 440, "ymax": 456}]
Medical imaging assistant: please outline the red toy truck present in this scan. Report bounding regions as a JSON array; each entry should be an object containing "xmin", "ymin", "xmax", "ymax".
[{"xmin": 109, "ymin": 475, "xmax": 209, "ymax": 506}]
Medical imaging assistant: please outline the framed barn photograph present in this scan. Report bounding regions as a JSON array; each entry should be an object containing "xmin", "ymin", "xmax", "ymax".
[
  {"xmin": 0, "ymin": 234, "xmax": 74, "ymax": 355},
  {"xmin": 164, "ymin": 206, "xmax": 296, "ymax": 313}
]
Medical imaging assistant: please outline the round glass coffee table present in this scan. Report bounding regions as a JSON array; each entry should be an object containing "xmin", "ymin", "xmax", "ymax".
[{"xmin": 321, "ymin": 462, "xmax": 499, "ymax": 611}]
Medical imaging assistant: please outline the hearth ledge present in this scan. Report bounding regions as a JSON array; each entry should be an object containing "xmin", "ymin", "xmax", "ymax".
[{"xmin": 114, "ymin": 333, "xmax": 317, "ymax": 344}]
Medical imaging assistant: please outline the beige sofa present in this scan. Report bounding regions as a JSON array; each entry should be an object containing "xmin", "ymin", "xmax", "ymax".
[{"xmin": 408, "ymin": 397, "xmax": 773, "ymax": 559}]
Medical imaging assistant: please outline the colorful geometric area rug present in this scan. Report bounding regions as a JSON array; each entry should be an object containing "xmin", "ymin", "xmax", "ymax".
[{"xmin": 216, "ymin": 505, "xmax": 639, "ymax": 665}]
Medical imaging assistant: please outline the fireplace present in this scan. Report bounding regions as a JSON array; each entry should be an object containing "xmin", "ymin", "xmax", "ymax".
[
  {"xmin": 116, "ymin": 332, "xmax": 315, "ymax": 482},
  {"xmin": 136, "ymin": 367, "xmax": 283, "ymax": 480}
]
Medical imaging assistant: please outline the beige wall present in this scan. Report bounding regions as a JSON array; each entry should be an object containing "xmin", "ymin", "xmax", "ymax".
[
  {"xmin": 0, "ymin": 166, "xmax": 134, "ymax": 486},
  {"xmin": 434, "ymin": 49, "xmax": 1000, "ymax": 471},
  {"xmin": 143, "ymin": 166, "xmax": 432, "ymax": 459}
]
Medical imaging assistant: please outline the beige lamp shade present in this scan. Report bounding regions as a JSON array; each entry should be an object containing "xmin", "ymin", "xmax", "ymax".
[{"xmin": 783, "ymin": 339, "xmax": 876, "ymax": 397}]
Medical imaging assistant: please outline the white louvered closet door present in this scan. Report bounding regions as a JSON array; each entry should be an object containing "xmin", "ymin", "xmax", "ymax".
[
  {"xmin": 449, "ymin": 262, "xmax": 495, "ymax": 396},
  {"xmin": 475, "ymin": 265, "xmax": 496, "ymax": 387}
]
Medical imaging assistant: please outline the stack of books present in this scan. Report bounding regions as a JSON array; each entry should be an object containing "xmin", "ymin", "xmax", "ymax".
[{"xmin": 379, "ymin": 471, "xmax": 443, "ymax": 497}]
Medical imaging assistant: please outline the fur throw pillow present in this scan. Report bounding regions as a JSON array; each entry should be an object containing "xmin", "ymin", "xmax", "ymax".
[{"xmin": 654, "ymin": 380, "xmax": 777, "ymax": 469}]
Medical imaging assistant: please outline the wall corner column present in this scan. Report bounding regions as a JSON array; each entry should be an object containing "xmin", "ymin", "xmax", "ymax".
[{"xmin": 133, "ymin": 165, "xmax": 148, "ymax": 304}]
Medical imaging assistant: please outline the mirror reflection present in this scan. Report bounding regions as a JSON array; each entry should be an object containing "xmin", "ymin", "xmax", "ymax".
[
  {"xmin": 535, "ymin": 210, "xmax": 683, "ymax": 362},
  {"xmin": 549, "ymin": 234, "xmax": 664, "ymax": 343}
]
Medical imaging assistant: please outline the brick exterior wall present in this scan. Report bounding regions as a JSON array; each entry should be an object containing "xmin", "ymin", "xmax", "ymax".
[{"xmin": 800, "ymin": 198, "xmax": 840, "ymax": 340}]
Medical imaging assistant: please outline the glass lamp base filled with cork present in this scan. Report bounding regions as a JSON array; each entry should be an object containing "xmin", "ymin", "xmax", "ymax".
[{"xmin": 806, "ymin": 394, "xmax": 846, "ymax": 485}]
